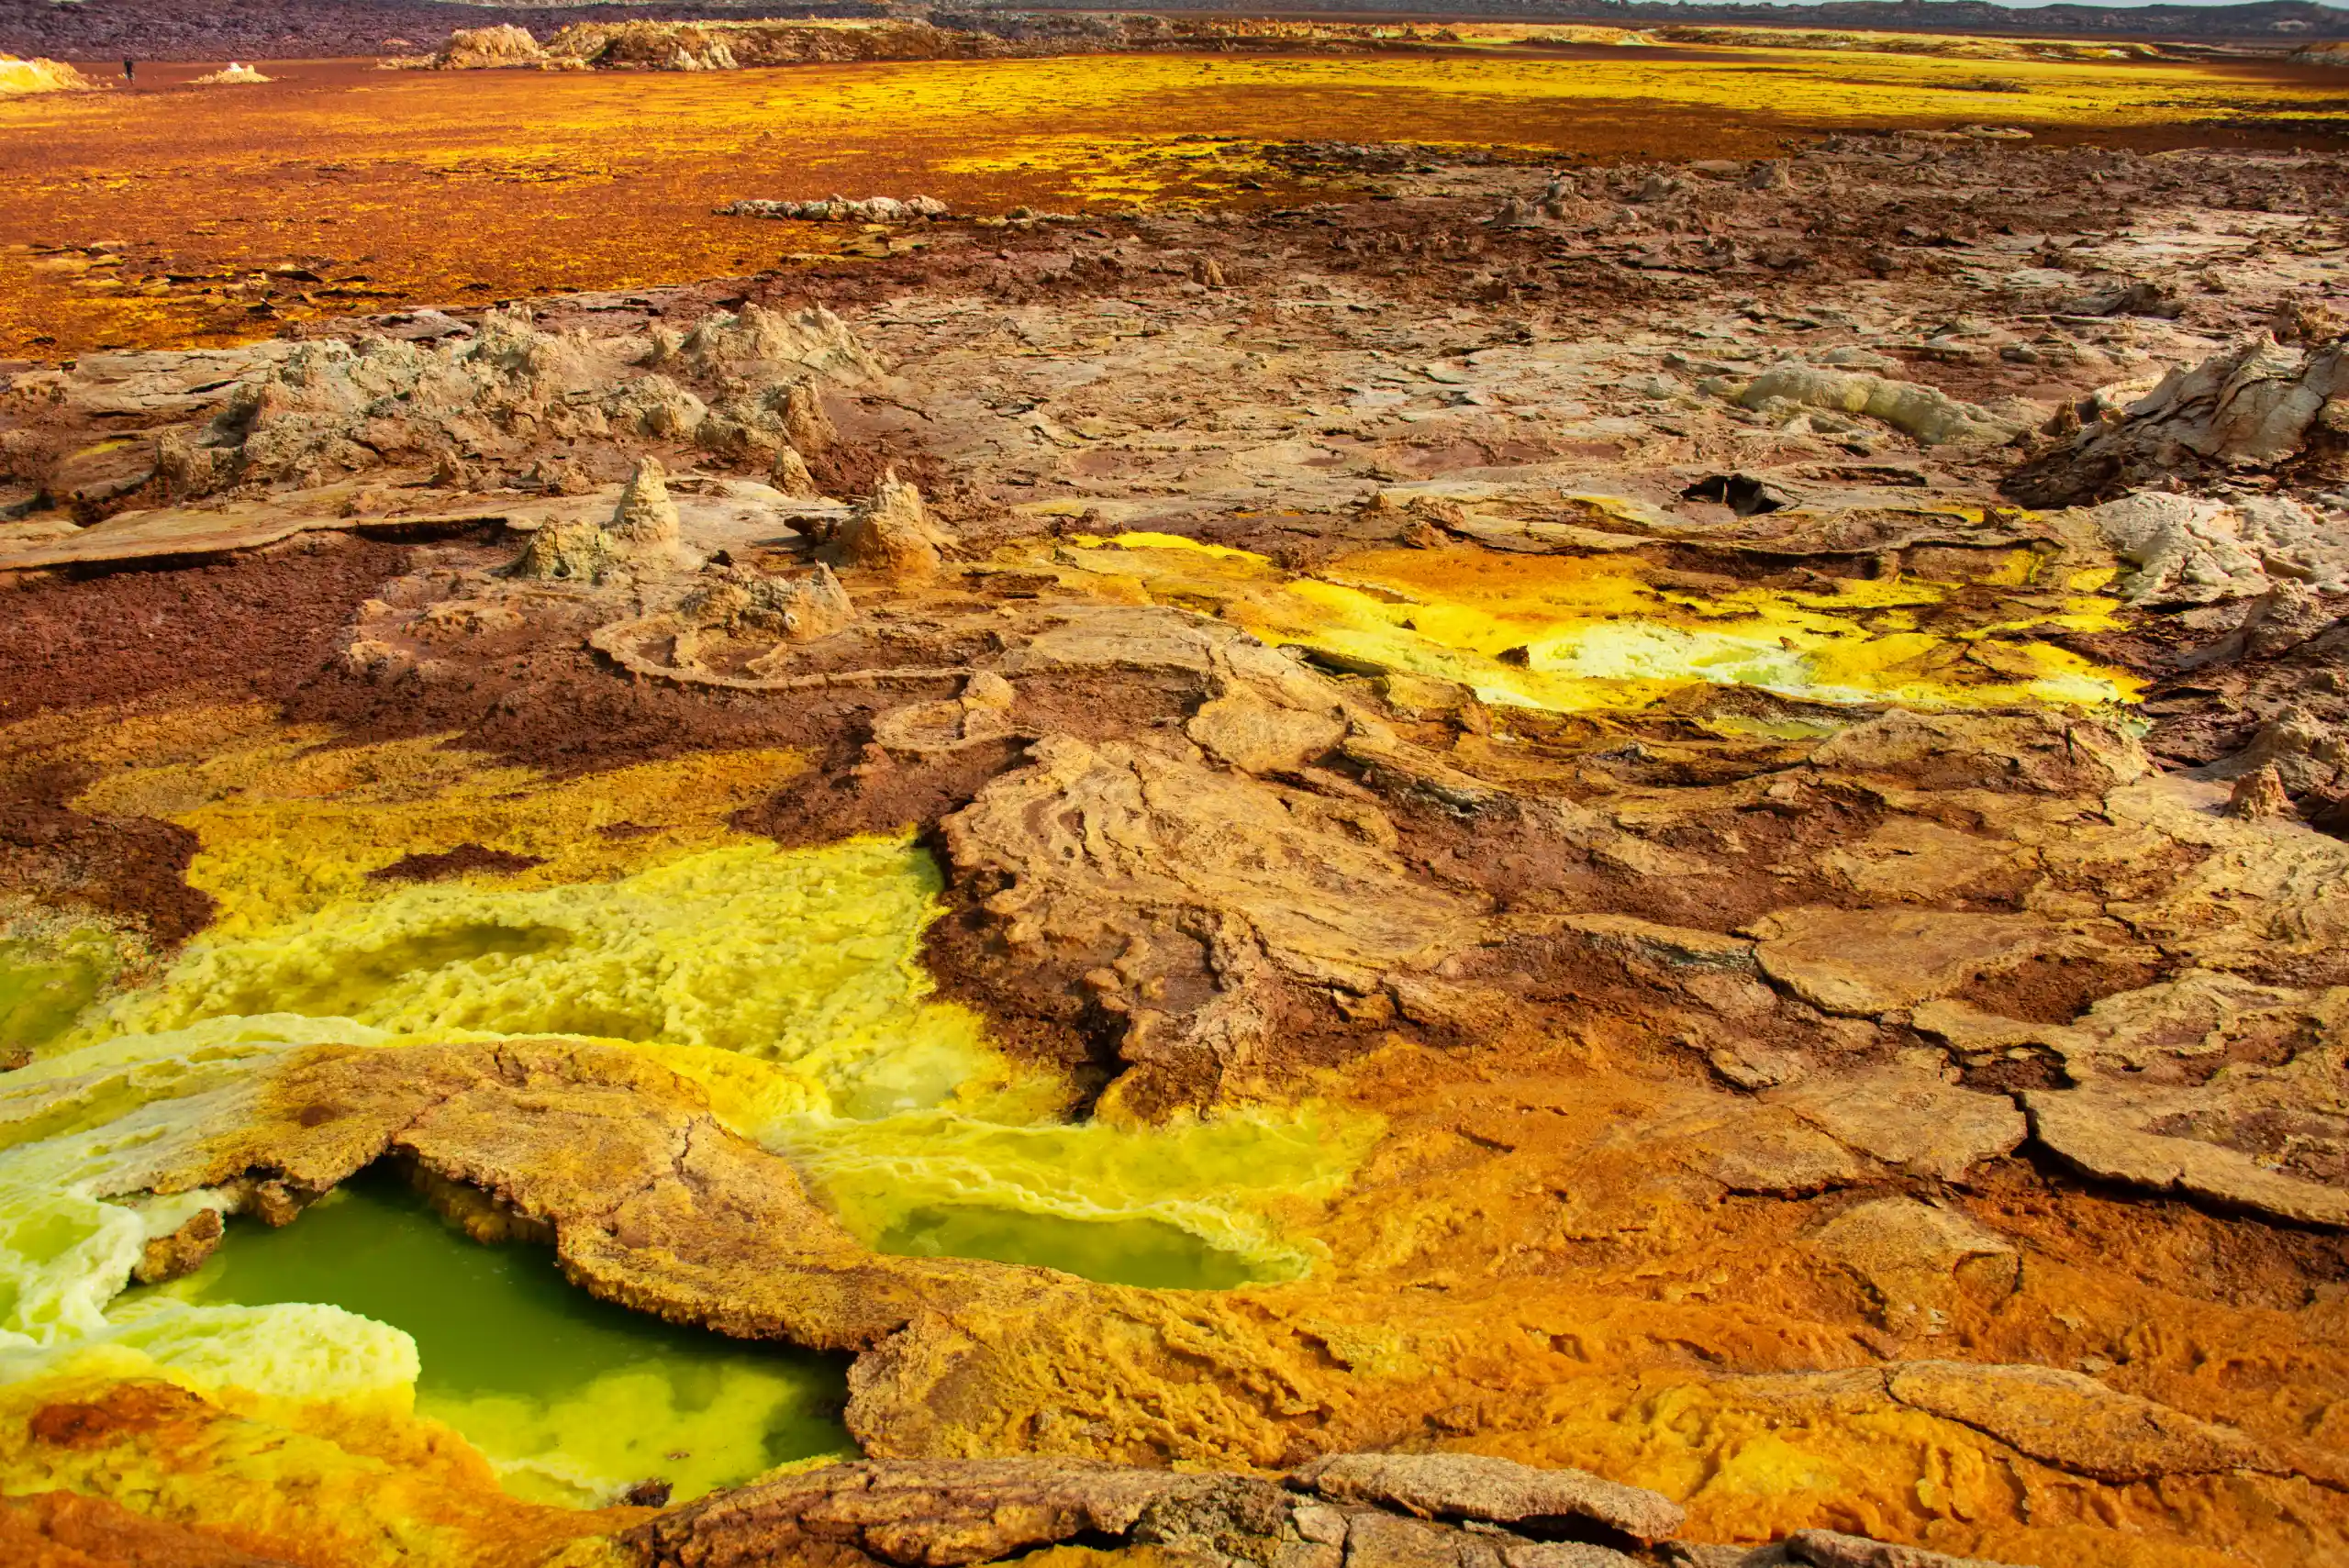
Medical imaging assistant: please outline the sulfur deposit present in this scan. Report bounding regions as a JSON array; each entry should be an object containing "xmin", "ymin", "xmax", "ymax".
[
  {"xmin": 0, "ymin": 52, "xmax": 91, "ymax": 95},
  {"xmin": 9, "ymin": 33, "xmax": 2349, "ymax": 1568}
]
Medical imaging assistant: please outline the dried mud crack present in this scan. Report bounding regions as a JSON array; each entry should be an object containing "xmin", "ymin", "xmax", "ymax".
[{"xmin": 6, "ymin": 92, "xmax": 2349, "ymax": 1568}]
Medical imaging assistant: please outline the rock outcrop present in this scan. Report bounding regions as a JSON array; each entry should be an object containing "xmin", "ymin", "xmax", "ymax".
[
  {"xmin": 629, "ymin": 1453, "xmax": 1689, "ymax": 1567},
  {"xmin": 509, "ymin": 458, "xmax": 696, "ymax": 583},
  {"xmin": 2027, "ymin": 1062, "xmax": 2349, "ymax": 1228},
  {"xmin": 721, "ymin": 195, "xmax": 952, "ymax": 224},
  {"xmin": 677, "ymin": 562, "xmax": 855, "ymax": 644},
  {"xmin": 1291, "ymin": 1451, "xmax": 1685, "ymax": 1543},
  {"xmin": 609, "ymin": 456, "xmax": 681, "ymax": 550},
  {"xmin": 1783, "ymin": 1530, "xmax": 2021, "ymax": 1568},
  {"xmin": 541, "ymin": 18, "xmax": 1002, "ymax": 71},
  {"xmin": 1882, "ymin": 1360, "xmax": 2271, "ymax": 1483},
  {"xmin": 647, "ymin": 302, "xmax": 881, "ymax": 386},
  {"xmin": 2071, "ymin": 489, "xmax": 2349, "ymax": 605},
  {"xmin": 1736, "ymin": 363, "xmax": 2031, "ymax": 446},
  {"xmin": 507, "ymin": 515, "xmax": 621, "ymax": 584},
  {"xmin": 2007, "ymin": 333, "xmax": 2349, "ymax": 506},
  {"xmin": 432, "ymin": 24, "xmax": 555, "ymax": 70},
  {"xmin": 825, "ymin": 474, "xmax": 952, "ymax": 578},
  {"xmin": 163, "ymin": 303, "xmax": 878, "ymax": 496},
  {"xmin": 940, "ymin": 730, "xmax": 1487, "ymax": 1106}
]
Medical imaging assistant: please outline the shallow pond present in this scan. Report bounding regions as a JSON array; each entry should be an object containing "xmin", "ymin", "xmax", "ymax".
[{"xmin": 163, "ymin": 1171, "xmax": 851, "ymax": 1507}]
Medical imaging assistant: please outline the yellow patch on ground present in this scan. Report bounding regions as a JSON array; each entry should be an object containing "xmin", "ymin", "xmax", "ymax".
[
  {"xmin": 0, "ymin": 1359, "xmax": 624, "ymax": 1565},
  {"xmin": 70, "ymin": 711, "xmax": 806, "ymax": 936},
  {"xmin": 0, "ymin": 55, "xmax": 92, "ymax": 97},
  {"xmin": 1023, "ymin": 534, "xmax": 2139, "ymax": 715},
  {"xmin": 0, "ymin": 708, "xmax": 1373, "ymax": 1521}
]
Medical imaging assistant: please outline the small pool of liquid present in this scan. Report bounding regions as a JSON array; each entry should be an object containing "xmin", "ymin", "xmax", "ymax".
[
  {"xmin": 0, "ymin": 934, "xmax": 116, "ymax": 1055},
  {"xmin": 175, "ymin": 1171, "xmax": 851, "ymax": 1507},
  {"xmin": 871, "ymin": 1204, "xmax": 1270, "ymax": 1290}
]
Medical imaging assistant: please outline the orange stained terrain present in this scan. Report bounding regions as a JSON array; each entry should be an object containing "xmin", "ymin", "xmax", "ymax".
[
  {"xmin": 1293, "ymin": 1036, "xmax": 2349, "ymax": 1565},
  {"xmin": 4, "ymin": 47, "xmax": 2348, "ymax": 358}
]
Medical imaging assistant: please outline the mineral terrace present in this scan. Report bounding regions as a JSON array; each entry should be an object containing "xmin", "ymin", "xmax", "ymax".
[{"xmin": 5, "ymin": 31, "xmax": 2349, "ymax": 1568}]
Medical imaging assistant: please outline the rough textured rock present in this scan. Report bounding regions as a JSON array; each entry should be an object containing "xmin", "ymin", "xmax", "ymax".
[
  {"xmin": 434, "ymin": 24, "xmax": 551, "ymax": 70},
  {"xmin": 2225, "ymin": 762, "xmax": 2293, "ymax": 819},
  {"xmin": 2199, "ymin": 706, "xmax": 2349, "ymax": 801},
  {"xmin": 650, "ymin": 303, "xmax": 882, "ymax": 386},
  {"xmin": 1808, "ymin": 1198, "xmax": 2016, "ymax": 1331},
  {"xmin": 156, "ymin": 303, "xmax": 876, "ymax": 499},
  {"xmin": 677, "ymin": 562, "xmax": 855, "ymax": 644},
  {"xmin": 610, "ymin": 457, "xmax": 682, "ymax": 549},
  {"xmin": 508, "ymin": 515, "xmax": 623, "ymax": 583},
  {"xmin": 940, "ymin": 733, "xmax": 1486, "ymax": 1101},
  {"xmin": 723, "ymin": 195, "xmax": 953, "ymax": 224},
  {"xmin": 1820, "ymin": 709, "xmax": 2146, "ymax": 795},
  {"xmin": 1736, "ymin": 364, "xmax": 2028, "ymax": 447},
  {"xmin": 507, "ymin": 460, "xmax": 697, "ymax": 583},
  {"xmin": 0, "ymin": 1487, "xmax": 306, "ymax": 1566},
  {"xmin": 1787, "ymin": 1529, "xmax": 2022, "ymax": 1568},
  {"xmin": 1186, "ymin": 684, "xmax": 1349, "ymax": 774},
  {"xmin": 1749, "ymin": 908, "xmax": 2052, "ymax": 1017},
  {"xmin": 773, "ymin": 444, "xmax": 820, "ymax": 497},
  {"xmin": 625, "ymin": 1454, "xmax": 1668, "ymax": 1568},
  {"xmin": 129, "ymin": 1207, "xmax": 224, "ymax": 1286},
  {"xmin": 1885, "ymin": 1361, "xmax": 2271, "ymax": 1482},
  {"xmin": 827, "ymin": 475, "xmax": 952, "ymax": 578},
  {"xmin": 2008, "ymin": 333, "xmax": 2349, "ymax": 505},
  {"xmin": 1687, "ymin": 1104, "xmax": 1870, "ymax": 1195},
  {"xmin": 1291, "ymin": 1451, "xmax": 1684, "ymax": 1543},
  {"xmin": 2026, "ymin": 1067, "xmax": 2349, "ymax": 1227},
  {"xmin": 781, "ymin": 382, "xmax": 840, "ymax": 454},
  {"xmin": 540, "ymin": 17, "xmax": 998, "ymax": 72},
  {"xmin": 190, "ymin": 306, "xmax": 604, "ymax": 490},
  {"xmin": 626, "ymin": 1458, "xmax": 1259, "ymax": 1566},
  {"xmin": 1767, "ymin": 1066, "xmax": 2027, "ymax": 1181},
  {"xmin": 2071, "ymin": 490, "xmax": 2349, "ymax": 605},
  {"xmin": 0, "ymin": 54, "xmax": 94, "ymax": 96},
  {"xmin": 870, "ymin": 674, "xmax": 1022, "ymax": 757},
  {"xmin": 604, "ymin": 372, "xmax": 707, "ymax": 439}
]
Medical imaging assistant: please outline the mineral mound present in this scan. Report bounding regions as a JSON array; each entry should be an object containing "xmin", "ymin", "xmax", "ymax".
[{"xmin": 0, "ymin": 52, "xmax": 92, "ymax": 95}]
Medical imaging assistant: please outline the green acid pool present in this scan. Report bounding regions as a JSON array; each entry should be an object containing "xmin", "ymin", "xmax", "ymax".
[
  {"xmin": 162, "ymin": 1172, "xmax": 850, "ymax": 1507},
  {"xmin": 867, "ymin": 1204, "xmax": 1271, "ymax": 1290},
  {"xmin": 1, "ymin": 932, "xmax": 119, "ymax": 1056}
]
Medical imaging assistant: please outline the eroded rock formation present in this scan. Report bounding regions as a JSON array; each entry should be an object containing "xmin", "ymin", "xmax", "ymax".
[{"xmin": 2009, "ymin": 332, "xmax": 2349, "ymax": 505}]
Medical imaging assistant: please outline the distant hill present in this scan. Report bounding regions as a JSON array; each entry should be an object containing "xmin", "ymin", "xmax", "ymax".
[
  {"xmin": 3, "ymin": 0, "xmax": 2341, "ymax": 63},
  {"xmin": 976, "ymin": 0, "xmax": 2349, "ymax": 39},
  {"xmin": 0, "ymin": 2, "xmax": 885, "ymax": 64}
]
